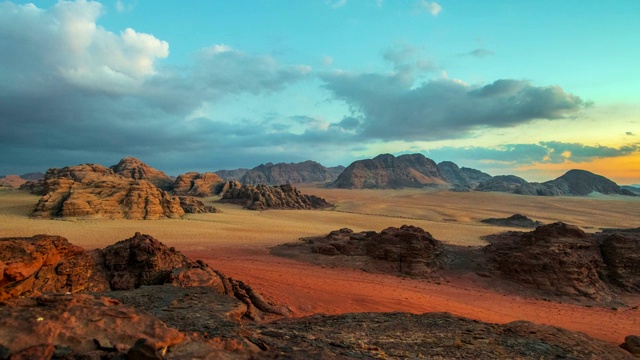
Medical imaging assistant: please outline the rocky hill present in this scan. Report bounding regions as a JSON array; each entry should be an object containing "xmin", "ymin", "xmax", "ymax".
[
  {"xmin": 110, "ymin": 156, "xmax": 174, "ymax": 191},
  {"xmin": 220, "ymin": 183, "xmax": 333, "ymax": 210},
  {"xmin": 30, "ymin": 164, "xmax": 184, "ymax": 219},
  {"xmin": 240, "ymin": 160, "xmax": 343, "ymax": 185},
  {"xmin": 214, "ymin": 168, "xmax": 249, "ymax": 181},
  {"xmin": 0, "ymin": 175, "xmax": 27, "ymax": 189},
  {"xmin": 172, "ymin": 171, "xmax": 224, "ymax": 197},
  {"xmin": 438, "ymin": 161, "xmax": 492, "ymax": 191},
  {"xmin": 333, "ymin": 153, "xmax": 448, "ymax": 189}
]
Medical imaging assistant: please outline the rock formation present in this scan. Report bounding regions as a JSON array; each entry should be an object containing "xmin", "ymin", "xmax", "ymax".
[
  {"xmin": 240, "ymin": 160, "xmax": 342, "ymax": 185},
  {"xmin": 475, "ymin": 175, "xmax": 528, "ymax": 192},
  {"xmin": 438, "ymin": 161, "xmax": 492, "ymax": 191},
  {"xmin": 480, "ymin": 214, "xmax": 542, "ymax": 228},
  {"xmin": 333, "ymin": 153, "xmax": 448, "ymax": 189},
  {"xmin": 110, "ymin": 156, "xmax": 174, "ymax": 191},
  {"xmin": 0, "ymin": 233, "xmax": 285, "ymax": 319},
  {"xmin": 0, "ymin": 235, "xmax": 109, "ymax": 300},
  {"xmin": 178, "ymin": 196, "xmax": 220, "ymax": 213},
  {"xmin": 1, "ymin": 232, "xmax": 638, "ymax": 359},
  {"xmin": 172, "ymin": 171, "xmax": 224, "ymax": 197},
  {"xmin": 214, "ymin": 168, "xmax": 249, "ymax": 181},
  {"xmin": 30, "ymin": 164, "xmax": 184, "ymax": 219},
  {"xmin": 220, "ymin": 184, "xmax": 333, "ymax": 210},
  {"xmin": 277, "ymin": 225, "xmax": 443, "ymax": 277},
  {"xmin": 598, "ymin": 231, "xmax": 640, "ymax": 292},
  {"xmin": 0, "ymin": 175, "xmax": 27, "ymax": 189},
  {"xmin": 483, "ymin": 222, "xmax": 640, "ymax": 301},
  {"xmin": 514, "ymin": 169, "xmax": 636, "ymax": 196},
  {"xmin": 251, "ymin": 312, "xmax": 634, "ymax": 359}
]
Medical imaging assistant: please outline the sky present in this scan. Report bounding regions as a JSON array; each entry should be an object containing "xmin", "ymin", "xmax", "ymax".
[{"xmin": 0, "ymin": 0, "xmax": 639, "ymax": 184}]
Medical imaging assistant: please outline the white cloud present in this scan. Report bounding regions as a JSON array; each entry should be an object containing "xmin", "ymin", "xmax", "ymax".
[{"xmin": 416, "ymin": 1, "xmax": 442, "ymax": 16}]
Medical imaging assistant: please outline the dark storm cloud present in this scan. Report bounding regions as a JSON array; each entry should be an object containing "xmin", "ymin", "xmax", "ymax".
[{"xmin": 320, "ymin": 71, "xmax": 585, "ymax": 141}]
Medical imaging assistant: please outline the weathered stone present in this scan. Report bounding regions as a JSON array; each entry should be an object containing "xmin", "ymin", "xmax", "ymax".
[
  {"xmin": 172, "ymin": 172, "xmax": 224, "ymax": 197},
  {"xmin": 333, "ymin": 153, "xmax": 448, "ymax": 189},
  {"xmin": 30, "ymin": 163, "xmax": 184, "ymax": 220},
  {"xmin": 220, "ymin": 184, "xmax": 333, "ymax": 210}
]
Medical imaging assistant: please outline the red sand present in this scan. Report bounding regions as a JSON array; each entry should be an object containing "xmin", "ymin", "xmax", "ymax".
[{"xmin": 184, "ymin": 246, "xmax": 640, "ymax": 346}]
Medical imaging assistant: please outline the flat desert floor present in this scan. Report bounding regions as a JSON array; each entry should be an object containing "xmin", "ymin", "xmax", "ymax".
[{"xmin": 1, "ymin": 187, "xmax": 639, "ymax": 344}]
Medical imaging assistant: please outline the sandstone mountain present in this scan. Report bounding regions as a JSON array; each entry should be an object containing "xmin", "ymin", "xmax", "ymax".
[
  {"xmin": 333, "ymin": 153, "xmax": 448, "ymax": 189},
  {"xmin": 172, "ymin": 171, "xmax": 224, "ymax": 197},
  {"xmin": 214, "ymin": 168, "xmax": 249, "ymax": 181},
  {"xmin": 0, "ymin": 175, "xmax": 26, "ymax": 189},
  {"xmin": 220, "ymin": 183, "xmax": 333, "ymax": 210},
  {"xmin": 438, "ymin": 161, "xmax": 492, "ymax": 191},
  {"xmin": 240, "ymin": 160, "xmax": 344, "ymax": 186},
  {"xmin": 110, "ymin": 156, "xmax": 174, "ymax": 191},
  {"xmin": 30, "ymin": 164, "xmax": 184, "ymax": 219}
]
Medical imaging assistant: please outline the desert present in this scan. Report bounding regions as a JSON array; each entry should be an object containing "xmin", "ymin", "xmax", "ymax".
[
  {"xmin": 2, "ymin": 1, "xmax": 640, "ymax": 358},
  {"xmin": 1, "ymin": 164, "xmax": 639, "ymax": 358}
]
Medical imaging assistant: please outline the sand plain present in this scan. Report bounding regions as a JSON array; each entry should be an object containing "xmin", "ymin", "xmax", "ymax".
[{"xmin": 1, "ymin": 187, "xmax": 639, "ymax": 344}]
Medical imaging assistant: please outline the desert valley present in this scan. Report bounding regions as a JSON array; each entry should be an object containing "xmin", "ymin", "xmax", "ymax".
[{"xmin": 1, "ymin": 155, "xmax": 639, "ymax": 359}]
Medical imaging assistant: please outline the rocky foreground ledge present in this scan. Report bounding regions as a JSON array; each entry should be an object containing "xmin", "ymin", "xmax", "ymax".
[{"xmin": 1, "ymin": 233, "xmax": 638, "ymax": 359}]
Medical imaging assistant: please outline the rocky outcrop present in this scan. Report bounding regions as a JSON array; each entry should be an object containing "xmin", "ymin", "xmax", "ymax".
[
  {"xmin": 240, "ymin": 160, "xmax": 341, "ymax": 186},
  {"xmin": 178, "ymin": 196, "xmax": 220, "ymax": 213},
  {"xmin": 251, "ymin": 312, "xmax": 634, "ymax": 360},
  {"xmin": 0, "ymin": 235, "xmax": 109, "ymax": 300},
  {"xmin": 110, "ymin": 156, "xmax": 174, "ymax": 191},
  {"xmin": 30, "ymin": 164, "xmax": 184, "ymax": 219},
  {"xmin": 283, "ymin": 225, "xmax": 443, "ymax": 277},
  {"xmin": 483, "ymin": 222, "xmax": 640, "ymax": 301},
  {"xmin": 599, "ymin": 231, "xmax": 640, "ymax": 292},
  {"xmin": 481, "ymin": 214, "xmax": 542, "ymax": 228},
  {"xmin": 621, "ymin": 185, "xmax": 640, "ymax": 195},
  {"xmin": 0, "ymin": 233, "xmax": 286, "ymax": 320},
  {"xmin": 438, "ymin": 161, "xmax": 492, "ymax": 191},
  {"xmin": 172, "ymin": 172, "xmax": 224, "ymax": 197},
  {"xmin": 333, "ymin": 153, "xmax": 448, "ymax": 189},
  {"xmin": 0, "ymin": 294, "xmax": 187, "ymax": 359},
  {"xmin": 220, "ymin": 184, "xmax": 333, "ymax": 210},
  {"xmin": 476, "ymin": 175, "xmax": 528, "ymax": 192}
]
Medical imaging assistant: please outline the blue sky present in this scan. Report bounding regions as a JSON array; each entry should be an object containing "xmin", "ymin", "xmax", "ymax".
[{"xmin": 1, "ymin": 0, "xmax": 639, "ymax": 183}]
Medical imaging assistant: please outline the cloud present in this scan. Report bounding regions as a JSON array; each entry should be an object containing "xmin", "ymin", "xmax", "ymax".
[
  {"xmin": 320, "ymin": 70, "xmax": 585, "ymax": 141},
  {"xmin": 467, "ymin": 48, "xmax": 494, "ymax": 57},
  {"xmin": 0, "ymin": 1, "xmax": 312, "ymax": 174},
  {"xmin": 327, "ymin": 0, "xmax": 348, "ymax": 9},
  {"xmin": 426, "ymin": 142, "xmax": 640, "ymax": 166},
  {"xmin": 415, "ymin": 1, "xmax": 442, "ymax": 16}
]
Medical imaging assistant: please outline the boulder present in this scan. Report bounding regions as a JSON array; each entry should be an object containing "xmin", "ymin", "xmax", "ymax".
[{"xmin": 178, "ymin": 196, "xmax": 220, "ymax": 214}]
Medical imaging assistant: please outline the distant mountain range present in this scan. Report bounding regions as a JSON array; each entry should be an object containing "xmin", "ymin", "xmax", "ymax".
[
  {"xmin": 4, "ymin": 154, "xmax": 638, "ymax": 197},
  {"xmin": 329, "ymin": 153, "xmax": 636, "ymax": 197}
]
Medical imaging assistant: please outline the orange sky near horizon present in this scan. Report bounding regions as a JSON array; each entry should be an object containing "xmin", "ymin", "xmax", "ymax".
[{"xmin": 517, "ymin": 152, "xmax": 640, "ymax": 185}]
